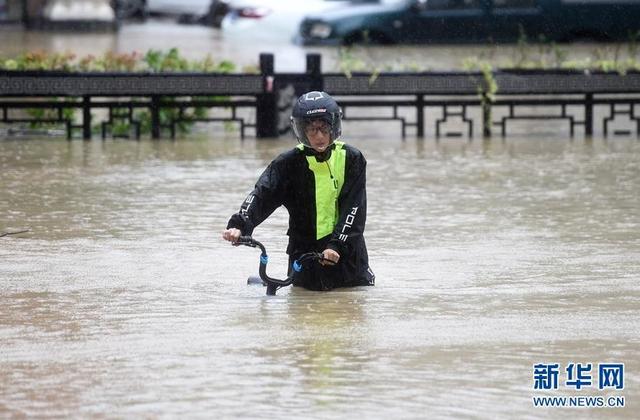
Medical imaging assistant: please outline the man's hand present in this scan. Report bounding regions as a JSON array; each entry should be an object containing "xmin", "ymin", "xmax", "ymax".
[
  {"xmin": 320, "ymin": 248, "xmax": 340, "ymax": 266},
  {"xmin": 222, "ymin": 228, "xmax": 242, "ymax": 245}
]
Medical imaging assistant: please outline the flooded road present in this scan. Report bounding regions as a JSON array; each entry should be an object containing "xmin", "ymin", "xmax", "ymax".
[
  {"xmin": 1, "ymin": 20, "xmax": 634, "ymax": 71},
  {"xmin": 1, "ymin": 17, "xmax": 640, "ymax": 417},
  {"xmin": 1, "ymin": 132, "xmax": 639, "ymax": 418}
]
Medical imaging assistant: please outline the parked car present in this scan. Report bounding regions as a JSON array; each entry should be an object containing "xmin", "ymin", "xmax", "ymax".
[
  {"xmin": 113, "ymin": 0, "xmax": 229, "ymax": 26},
  {"xmin": 221, "ymin": 0, "xmax": 373, "ymax": 43},
  {"xmin": 299, "ymin": 0, "xmax": 640, "ymax": 45},
  {"xmin": 45, "ymin": 0, "xmax": 116, "ymax": 23}
]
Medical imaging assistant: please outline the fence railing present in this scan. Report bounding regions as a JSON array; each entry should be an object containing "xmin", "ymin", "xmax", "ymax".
[{"xmin": 1, "ymin": 53, "xmax": 640, "ymax": 139}]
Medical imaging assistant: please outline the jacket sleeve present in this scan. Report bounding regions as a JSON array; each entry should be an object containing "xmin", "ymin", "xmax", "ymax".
[
  {"xmin": 327, "ymin": 149, "xmax": 367, "ymax": 257},
  {"xmin": 226, "ymin": 159, "xmax": 285, "ymax": 236}
]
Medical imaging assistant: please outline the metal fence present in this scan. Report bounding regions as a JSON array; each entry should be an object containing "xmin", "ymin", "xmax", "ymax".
[{"xmin": 1, "ymin": 53, "xmax": 640, "ymax": 140}]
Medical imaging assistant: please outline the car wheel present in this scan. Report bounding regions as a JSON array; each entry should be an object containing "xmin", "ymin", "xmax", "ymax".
[
  {"xmin": 200, "ymin": 1, "xmax": 230, "ymax": 28},
  {"xmin": 344, "ymin": 30, "xmax": 394, "ymax": 46},
  {"xmin": 568, "ymin": 30, "xmax": 611, "ymax": 43},
  {"xmin": 113, "ymin": 0, "xmax": 148, "ymax": 21}
]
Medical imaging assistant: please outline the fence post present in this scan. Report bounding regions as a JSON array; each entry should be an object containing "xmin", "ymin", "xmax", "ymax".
[
  {"xmin": 306, "ymin": 54, "xmax": 323, "ymax": 92},
  {"xmin": 416, "ymin": 94, "xmax": 424, "ymax": 138},
  {"xmin": 585, "ymin": 93, "xmax": 593, "ymax": 137},
  {"xmin": 482, "ymin": 93, "xmax": 492, "ymax": 138},
  {"xmin": 82, "ymin": 96, "xmax": 92, "ymax": 140},
  {"xmin": 256, "ymin": 53, "xmax": 278, "ymax": 138},
  {"xmin": 151, "ymin": 95, "xmax": 160, "ymax": 139}
]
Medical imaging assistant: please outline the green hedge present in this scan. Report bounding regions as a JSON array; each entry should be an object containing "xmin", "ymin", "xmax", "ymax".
[{"xmin": 0, "ymin": 48, "xmax": 257, "ymax": 137}]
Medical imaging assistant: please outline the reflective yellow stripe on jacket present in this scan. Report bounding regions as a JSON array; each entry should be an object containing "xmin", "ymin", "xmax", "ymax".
[{"xmin": 298, "ymin": 142, "xmax": 346, "ymax": 239}]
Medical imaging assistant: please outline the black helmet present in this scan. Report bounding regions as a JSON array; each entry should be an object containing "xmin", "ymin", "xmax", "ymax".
[{"xmin": 290, "ymin": 91, "xmax": 343, "ymax": 148}]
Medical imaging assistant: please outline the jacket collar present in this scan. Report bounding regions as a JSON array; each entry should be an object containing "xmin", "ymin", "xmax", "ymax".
[{"xmin": 299, "ymin": 143, "xmax": 336, "ymax": 162}]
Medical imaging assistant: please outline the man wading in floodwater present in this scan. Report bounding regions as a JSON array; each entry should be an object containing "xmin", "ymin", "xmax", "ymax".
[{"xmin": 222, "ymin": 91, "xmax": 375, "ymax": 291}]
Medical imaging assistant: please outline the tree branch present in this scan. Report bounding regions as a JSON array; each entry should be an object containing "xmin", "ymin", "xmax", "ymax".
[{"xmin": 0, "ymin": 229, "xmax": 30, "ymax": 238}]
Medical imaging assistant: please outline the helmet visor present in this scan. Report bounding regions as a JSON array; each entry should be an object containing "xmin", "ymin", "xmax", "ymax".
[{"xmin": 291, "ymin": 115, "xmax": 340, "ymax": 147}]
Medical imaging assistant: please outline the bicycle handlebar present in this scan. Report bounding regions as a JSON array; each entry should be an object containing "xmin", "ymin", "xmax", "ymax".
[{"xmin": 236, "ymin": 236, "xmax": 323, "ymax": 295}]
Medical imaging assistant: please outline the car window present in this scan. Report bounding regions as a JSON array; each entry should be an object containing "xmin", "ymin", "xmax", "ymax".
[
  {"xmin": 493, "ymin": 0, "xmax": 537, "ymax": 8},
  {"xmin": 426, "ymin": 0, "xmax": 483, "ymax": 11}
]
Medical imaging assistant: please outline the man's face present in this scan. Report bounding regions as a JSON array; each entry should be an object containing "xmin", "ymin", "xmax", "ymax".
[{"xmin": 304, "ymin": 119, "xmax": 331, "ymax": 153}]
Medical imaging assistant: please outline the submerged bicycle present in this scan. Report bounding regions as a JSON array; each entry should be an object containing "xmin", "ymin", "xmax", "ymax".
[{"xmin": 236, "ymin": 236, "xmax": 326, "ymax": 296}]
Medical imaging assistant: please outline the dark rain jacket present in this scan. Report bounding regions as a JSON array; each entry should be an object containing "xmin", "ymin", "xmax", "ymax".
[{"xmin": 227, "ymin": 141, "xmax": 375, "ymax": 291}]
